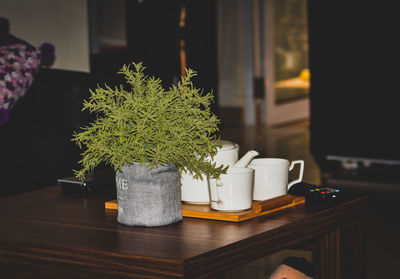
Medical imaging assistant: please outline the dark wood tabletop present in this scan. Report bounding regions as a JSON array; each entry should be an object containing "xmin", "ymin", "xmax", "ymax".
[{"xmin": 0, "ymin": 185, "xmax": 368, "ymax": 279}]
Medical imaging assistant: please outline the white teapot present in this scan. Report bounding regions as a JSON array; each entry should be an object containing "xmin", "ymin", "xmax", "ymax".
[{"xmin": 181, "ymin": 140, "xmax": 259, "ymax": 204}]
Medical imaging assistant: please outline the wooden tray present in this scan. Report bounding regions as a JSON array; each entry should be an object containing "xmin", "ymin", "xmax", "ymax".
[{"xmin": 105, "ymin": 194, "xmax": 305, "ymax": 222}]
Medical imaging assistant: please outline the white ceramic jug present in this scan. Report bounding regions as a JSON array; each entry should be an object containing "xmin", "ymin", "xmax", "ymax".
[
  {"xmin": 181, "ymin": 140, "xmax": 259, "ymax": 204},
  {"xmin": 181, "ymin": 140, "xmax": 238, "ymax": 204}
]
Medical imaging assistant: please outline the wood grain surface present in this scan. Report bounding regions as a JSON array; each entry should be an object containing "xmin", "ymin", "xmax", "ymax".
[{"xmin": 0, "ymin": 185, "xmax": 368, "ymax": 278}]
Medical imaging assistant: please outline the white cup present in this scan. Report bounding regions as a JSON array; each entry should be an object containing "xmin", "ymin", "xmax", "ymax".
[
  {"xmin": 208, "ymin": 167, "xmax": 254, "ymax": 212},
  {"xmin": 248, "ymin": 158, "xmax": 304, "ymax": 201}
]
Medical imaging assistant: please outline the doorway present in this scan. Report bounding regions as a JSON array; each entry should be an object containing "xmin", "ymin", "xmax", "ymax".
[{"xmin": 217, "ymin": 0, "xmax": 310, "ymax": 127}]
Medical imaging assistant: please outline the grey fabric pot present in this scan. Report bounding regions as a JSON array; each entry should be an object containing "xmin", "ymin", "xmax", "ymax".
[{"xmin": 115, "ymin": 162, "xmax": 182, "ymax": 227}]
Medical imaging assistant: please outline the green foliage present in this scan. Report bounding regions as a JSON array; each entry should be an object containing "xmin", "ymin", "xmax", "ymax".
[{"xmin": 72, "ymin": 62, "xmax": 227, "ymax": 181}]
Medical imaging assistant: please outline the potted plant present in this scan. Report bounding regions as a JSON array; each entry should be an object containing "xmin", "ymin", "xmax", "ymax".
[{"xmin": 72, "ymin": 62, "xmax": 226, "ymax": 227}]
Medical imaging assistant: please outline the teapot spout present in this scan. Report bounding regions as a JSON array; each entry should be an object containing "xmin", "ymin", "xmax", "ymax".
[{"xmin": 232, "ymin": 150, "xmax": 259, "ymax": 168}]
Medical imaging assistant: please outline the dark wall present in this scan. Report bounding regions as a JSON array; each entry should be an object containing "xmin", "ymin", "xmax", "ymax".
[
  {"xmin": 125, "ymin": 0, "xmax": 181, "ymax": 87},
  {"xmin": 184, "ymin": 0, "xmax": 219, "ymax": 116},
  {"xmin": 124, "ymin": 0, "xmax": 219, "ymax": 116},
  {"xmin": 308, "ymin": 1, "xmax": 400, "ymax": 171}
]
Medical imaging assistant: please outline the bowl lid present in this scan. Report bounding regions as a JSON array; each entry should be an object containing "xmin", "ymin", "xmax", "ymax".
[{"xmin": 219, "ymin": 140, "xmax": 237, "ymax": 151}]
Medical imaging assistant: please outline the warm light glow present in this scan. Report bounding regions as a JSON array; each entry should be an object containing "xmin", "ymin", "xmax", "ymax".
[{"xmin": 275, "ymin": 68, "xmax": 310, "ymax": 89}]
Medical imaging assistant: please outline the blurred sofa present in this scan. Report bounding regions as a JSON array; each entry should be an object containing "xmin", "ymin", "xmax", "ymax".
[{"xmin": 0, "ymin": 68, "xmax": 118, "ymax": 197}]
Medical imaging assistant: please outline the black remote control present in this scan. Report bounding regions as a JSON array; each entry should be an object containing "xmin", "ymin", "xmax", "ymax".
[
  {"xmin": 305, "ymin": 185, "xmax": 342, "ymax": 209},
  {"xmin": 288, "ymin": 182, "xmax": 342, "ymax": 209}
]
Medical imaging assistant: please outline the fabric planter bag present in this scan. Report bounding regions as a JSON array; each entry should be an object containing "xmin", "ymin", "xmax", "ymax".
[{"xmin": 115, "ymin": 162, "xmax": 182, "ymax": 227}]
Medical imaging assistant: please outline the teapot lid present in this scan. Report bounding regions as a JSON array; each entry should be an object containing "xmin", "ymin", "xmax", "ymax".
[{"xmin": 219, "ymin": 140, "xmax": 237, "ymax": 151}]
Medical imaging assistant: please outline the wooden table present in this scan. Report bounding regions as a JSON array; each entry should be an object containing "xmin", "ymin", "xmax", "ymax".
[{"xmin": 0, "ymin": 185, "xmax": 367, "ymax": 279}]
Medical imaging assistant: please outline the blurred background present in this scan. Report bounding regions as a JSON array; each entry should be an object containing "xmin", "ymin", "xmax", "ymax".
[
  {"xmin": 1, "ymin": 0, "xmax": 399, "ymax": 193},
  {"xmin": 1, "ymin": 1, "xmax": 400, "ymax": 277}
]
